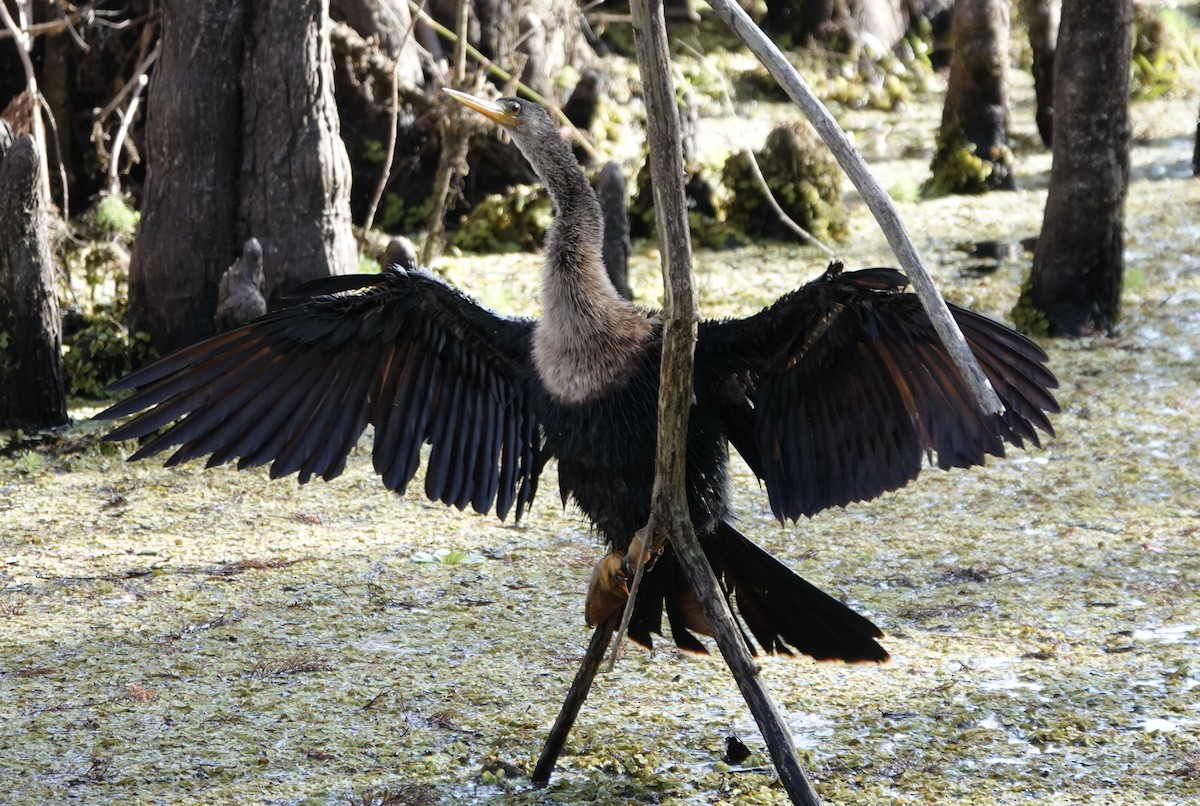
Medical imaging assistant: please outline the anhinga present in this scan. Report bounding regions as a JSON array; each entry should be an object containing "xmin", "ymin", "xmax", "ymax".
[{"xmin": 98, "ymin": 90, "xmax": 1058, "ymax": 664}]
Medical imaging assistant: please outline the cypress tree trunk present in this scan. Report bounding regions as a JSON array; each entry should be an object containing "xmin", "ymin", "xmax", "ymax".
[
  {"xmin": 1193, "ymin": 98, "xmax": 1199, "ymax": 176},
  {"xmin": 929, "ymin": 0, "xmax": 1013, "ymax": 193},
  {"xmin": 1030, "ymin": 0, "xmax": 1132, "ymax": 336},
  {"xmin": 0, "ymin": 134, "xmax": 67, "ymax": 429},
  {"xmin": 126, "ymin": 0, "xmax": 246, "ymax": 355},
  {"xmin": 1019, "ymin": 0, "xmax": 1060, "ymax": 148},
  {"xmin": 240, "ymin": 0, "xmax": 357, "ymax": 299}
]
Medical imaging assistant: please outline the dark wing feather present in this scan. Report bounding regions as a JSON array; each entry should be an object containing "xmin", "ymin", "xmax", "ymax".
[
  {"xmin": 698, "ymin": 265, "xmax": 1059, "ymax": 522},
  {"xmin": 98, "ymin": 268, "xmax": 543, "ymax": 522}
]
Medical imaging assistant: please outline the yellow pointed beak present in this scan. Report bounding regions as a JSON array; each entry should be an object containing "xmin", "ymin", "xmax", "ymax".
[{"xmin": 444, "ymin": 88, "xmax": 518, "ymax": 128}]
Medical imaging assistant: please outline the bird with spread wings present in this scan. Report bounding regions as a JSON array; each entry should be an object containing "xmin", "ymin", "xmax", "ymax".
[{"xmin": 99, "ymin": 91, "xmax": 1058, "ymax": 664}]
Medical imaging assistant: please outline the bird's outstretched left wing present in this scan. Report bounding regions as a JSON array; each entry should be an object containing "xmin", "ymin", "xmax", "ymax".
[
  {"xmin": 697, "ymin": 265, "xmax": 1059, "ymax": 522},
  {"xmin": 98, "ymin": 268, "xmax": 544, "ymax": 521}
]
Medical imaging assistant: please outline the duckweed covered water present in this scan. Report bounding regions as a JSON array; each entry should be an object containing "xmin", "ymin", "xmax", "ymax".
[{"xmin": 2, "ymin": 58, "xmax": 1199, "ymax": 806}]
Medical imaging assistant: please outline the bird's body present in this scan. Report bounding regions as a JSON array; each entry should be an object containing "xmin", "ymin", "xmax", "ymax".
[{"xmin": 99, "ymin": 92, "xmax": 1058, "ymax": 664}]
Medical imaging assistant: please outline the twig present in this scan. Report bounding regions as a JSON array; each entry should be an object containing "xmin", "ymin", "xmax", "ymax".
[
  {"xmin": 706, "ymin": 0, "xmax": 1002, "ymax": 417},
  {"xmin": 95, "ymin": 40, "xmax": 160, "ymax": 126},
  {"xmin": 0, "ymin": 1, "xmax": 51, "ymax": 203},
  {"xmin": 52, "ymin": 1, "xmax": 89, "ymax": 52},
  {"xmin": 531, "ymin": 610, "xmax": 619, "ymax": 785},
  {"xmin": 420, "ymin": 0, "xmax": 474, "ymax": 267},
  {"xmin": 35, "ymin": 92, "xmax": 70, "ymax": 215},
  {"xmin": 606, "ymin": 524, "xmax": 650, "ymax": 672},
  {"xmin": 105, "ymin": 74, "xmax": 147, "ymax": 196},
  {"xmin": 358, "ymin": 2, "xmax": 424, "ymax": 251},
  {"xmin": 0, "ymin": 8, "xmax": 100, "ymax": 41}
]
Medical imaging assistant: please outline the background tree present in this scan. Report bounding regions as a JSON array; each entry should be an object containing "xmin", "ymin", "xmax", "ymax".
[
  {"xmin": 239, "ymin": 0, "xmax": 356, "ymax": 301},
  {"xmin": 126, "ymin": 0, "xmax": 246, "ymax": 355},
  {"xmin": 760, "ymin": 0, "xmax": 953, "ymax": 51},
  {"xmin": 429, "ymin": 0, "xmax": 590, "ymax": 94},
  {"xmin": 1030, "ymin": 0, "xmax": 1132, "ymax": 336},
  {"xmin": 129, "ymin": 0, "xmax": 356, "ymax": 354},
  {"xmin": 1019, "ymin": 0, "xmax": 1061, "ymax": 148},
  {"xmin": 928, "ymin": 0, "xmax": 1013, "ymax": 193},
  {"xmin": 0, "ymin": 131, "xmax": 66, "ymax": 429}
]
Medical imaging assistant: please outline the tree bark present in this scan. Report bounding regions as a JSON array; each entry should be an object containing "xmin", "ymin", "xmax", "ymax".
[
  {"xmin": 1031, "ymin": 0, "xmax": 1132, "ymax": 336},
  {"xmin": 0, "ymin": 133, "xmax": 66, "ymax": 429},
  {"xmin": 929, "ymin": 0, "xmax": 1013, "ymax": 193},
  {"xmin": 127, "ymin": 0, "xmax": 246, "ymax": 355},
  {"xmin": 241, "ymin": 0, "xmax": 357, "ymax": 299},
  {"xmin": 1019, "ymin": 0, "xmax": 1060, "ymax": 148}
]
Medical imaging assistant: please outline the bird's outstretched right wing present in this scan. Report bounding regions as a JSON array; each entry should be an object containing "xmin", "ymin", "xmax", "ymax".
[{"xmin": 98, "ymin": 268, "xmax": 544, "ymax": 522}]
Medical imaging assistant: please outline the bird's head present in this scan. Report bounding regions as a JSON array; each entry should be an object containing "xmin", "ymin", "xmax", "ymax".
[{"xmin": 443, "ymin": 89, "xmax": 557, "ymax": 153}]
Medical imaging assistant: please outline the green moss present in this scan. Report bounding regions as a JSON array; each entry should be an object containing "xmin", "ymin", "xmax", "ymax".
[
  {"xmin": 449, "ymin": 187, "xmax": 552, "ymax": 254},
  {"xmin": 94, "ymin": 195, "xmax": 140, "ymax": 236},
  {"xmin": 722, "ymin": 120, "xmax": 847, "ymax": 244},
  {"xmin": 380, "ymin": 192, "xmax": 433, "ymax": 235},
  {"xmin": 62, "ymin": 309, "xmax": 157, "ymax": 398},
  {"xmin": 1130, "ymin": 5, "xmax": 1199, "ymax": 100},
  {"xmin": 926, "ymin": 129, "xmax": 1015, "ymax": 197}
]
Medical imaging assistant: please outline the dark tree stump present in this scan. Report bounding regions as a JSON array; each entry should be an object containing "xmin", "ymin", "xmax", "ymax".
[
  {"xmin": 595, "ymin": 162, "xmax": 632, "ymax": 301},
  {"xmin": 0, "ymin": 133, "xmax": 67, "ymax": 429},
  {"xmin": 1193, "ymin": 97, "xmax": 1199, "ymax": 177},
  {"xmin": 215, "ymin": 238, "xmax": 266, "ymax": 332}
]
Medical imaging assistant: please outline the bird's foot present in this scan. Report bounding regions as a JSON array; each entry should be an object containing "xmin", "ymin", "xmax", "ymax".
[{"xmin": 584, "ymin": 529, "xmax": 660, "ymax": 626}]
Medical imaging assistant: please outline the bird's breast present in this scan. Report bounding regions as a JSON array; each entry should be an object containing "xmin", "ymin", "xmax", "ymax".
[{"xmin": 532, "ymin": 313, "xmax": 655, "ymax": 405}]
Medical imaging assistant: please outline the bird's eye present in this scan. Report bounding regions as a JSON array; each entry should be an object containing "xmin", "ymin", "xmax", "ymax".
[{"xmin": 507, "ymin": 100, "xmax": 521, "ymax": 117}]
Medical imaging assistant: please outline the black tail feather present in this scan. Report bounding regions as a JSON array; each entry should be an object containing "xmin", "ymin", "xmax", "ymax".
[{"xmin": 627, "ymin": 522, "xmax": 888, "ymax": 663}]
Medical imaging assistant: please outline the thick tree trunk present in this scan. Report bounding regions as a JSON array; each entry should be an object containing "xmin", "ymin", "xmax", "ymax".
[
  {"xmin": 127, "ymin": 0, "xmax": 246, "ymax": 355},
  {"xmin": 241, "ymin": 0, "xmax": 357, "ymax": 299},
  {"xmin": 1019, "ymin": 0, "xmax": 1061, "ymax": 148},
  {"xmin": 36, "ymin": 0, "xmax": 74, "ymax": 205},
  {"xmin": 929, "ymin": 0, "xmax": 1013, "ymax": 193},
  {"xmin": 1031, "ymin": 0, "xmax": 1132, "ymax": 336},
  {"xmin": 0, "ymin": 133, "xmax": 66, "ymax": 429}
]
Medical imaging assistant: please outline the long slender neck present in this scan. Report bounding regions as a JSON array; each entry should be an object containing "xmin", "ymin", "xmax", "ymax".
[
  {"xmin": 526, "ymin": 138, "xmax": 650, "ymax": 403},
  {"xmin": 534, "ymin": 148, "xmax": 625, "ymax": 319}
]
